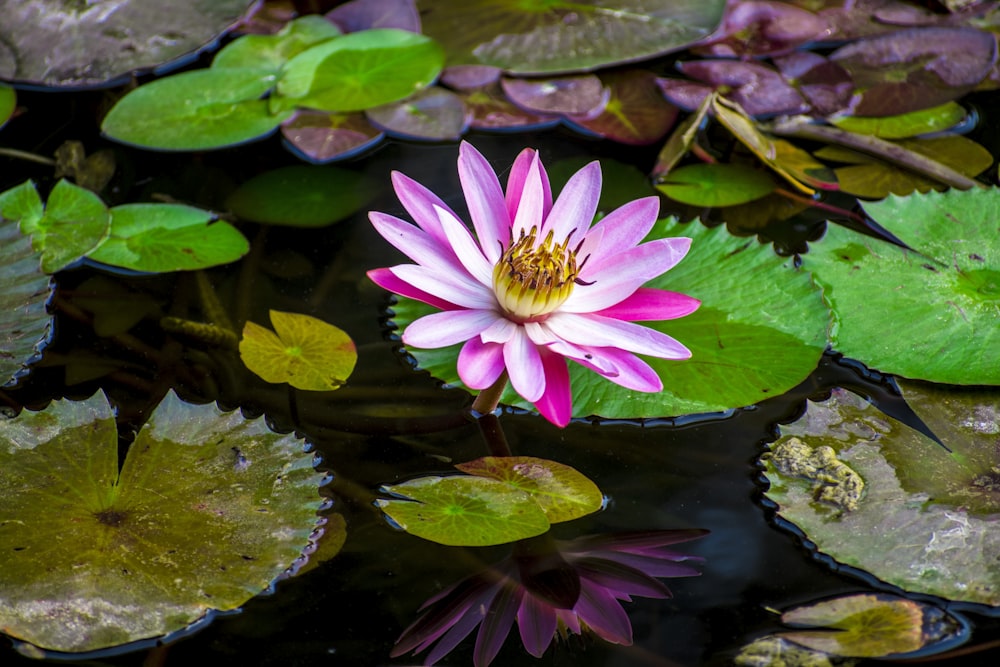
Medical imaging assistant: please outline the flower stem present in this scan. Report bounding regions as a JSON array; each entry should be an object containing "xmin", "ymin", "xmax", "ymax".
[
  {"xmin": 470, "ymin": 371, "xmax": 508, "ymax": 417},
  {"xmin": 477, "ymin": 413, "xmax": 513, "ymax": 457}
]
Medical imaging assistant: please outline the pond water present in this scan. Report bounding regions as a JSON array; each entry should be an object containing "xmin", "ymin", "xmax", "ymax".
[{"xmin": 2, "ymin": 17, "xmax": 1000, "ymax": 667}]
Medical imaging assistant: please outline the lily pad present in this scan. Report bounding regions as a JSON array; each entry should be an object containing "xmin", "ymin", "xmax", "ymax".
[
  {"xmin": 831, "ymin": 102, "xmax": 968, "ymax": 140},
  {"xmin": 365, "ymin": 87, "xmax": 470, "ymax": 140},
  {"xmin": 457, "ymin": 83, "xmax": 560, "ymax": 132},
  {"xmin": 226, "ymin": 165, "xmax": 374, "ymax": 227},
  {"xmin": 0, "ymin": 211, "xmax": 51, "ymax": 387},
  {"xmin": 326, "ymin": 0, "xmax": 421, "ymax": 33},
  {"xmin": 211, "ymin": 15, "xmax": 342, "ymax": 72},
  {"xmin": 281, "ymin": 111, "xmax": 384, "ymax": 163},
  {"xmin": 455, "ymin": 456, "xmax": 603, "ymax": 523},
  {"xmin": 239, "ymin": 310, "xmax": 357, "ymax": 391},
  {"xmin": 24, "ymin": 180, "xmax": 110, "ymax": 274},
  {"xmin": 565, "ymin": 69, "xmax": 678, "ymax": 145},
  {"xmin": 655, "ymin": 163, "xmax": 775, "ymax": 207},
  {"xmin": 0, "ymin": 0, "xmax": 257, "ymax": 87},
  {"xmin": 0, "ymin": 84, "xmax": 14, "ymax": 128},
  {"xmin": 87, "ymin": 204, "xmax": 249, "ymax": 273},
  {"xmin": 376, "ymin": 475, "xmax": 550, "ymax": 547},
  {"xmin": 392, "ymin": 220, "xmax": 830, "ymax": 419},
  {"xmin": 762, "ymin": 384, "xmax": 1000, "ymax": 605},
  {"xmin": 501, "ymin": 74, "xmax": 608, "ymax": 117},
  {"xmin": 0, "ymin": 391, "xmax": 326, "ymax": 652},
  {"xmin": 418, "ymin": 0, "xmax": 727, "ymax": 75},
  {"xmin": 803, "ymin": 189, "xmax": 1000, "ymax": 384}
]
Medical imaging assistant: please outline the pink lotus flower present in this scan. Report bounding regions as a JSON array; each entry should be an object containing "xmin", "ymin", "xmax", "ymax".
[
  {"xmin": 391, "ymin": 529, "xmax": 707, "ymax": 667},
  {"xmin": 367, "ymin": 142, "xmax": 699, "ymax": 426}
]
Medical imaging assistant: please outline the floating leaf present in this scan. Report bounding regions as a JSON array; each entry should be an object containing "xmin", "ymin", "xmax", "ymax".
[
  {"xmin": 780, "ymin": 593, "xmax": 966, "ymax": 658},
  {"xmin": 365, "ymin": 87, "xmax": 469, "ymax": 140},
  {"xmin": 656, "ymin": 163, "xmax": 775, "ymax": 207},
  {"xmin": 102, "ymin": 68, "xmax": 294, "ymax": 151},
  {"xmin": 87, "ymin": 204, "xmax": 249, "ymax": 273},
  {"xmin": 457, "ymin": 84, "xmax": 559, "ymax": 132},
  {"xmin": 418, "ymin": 0, "xmax": 727, "ymax": 75},
  {"xmin": 0, "ymin": 391, "xmax": 325, "ymax": 652},
  {"xmin": 566, "ymin": 69, "xmax": 678, "ymax": 145},
  {"xmin": 0, "ymin": 0, "xmax": 257, "ymax": 87},
  {"xmin": 0, "ymin": 84, "xmax": 15, "ymax": 129},
  {"xmin": 326, "ymin": 0, "xmax": 421, "ymax": 33},
  {"xmin": 392, "ymin": 220, "xmax": 830, "ymax": 419},
  {"xmin": 501, "ymin": 74, "xmax": 608, "ymax": 116},
  {"xmin": 0, "ymin": 212, "xmax": 51, "ymax": 386},
  {"xmin": 377, "ymin": 475, "xmax": 550, "ymax": 547},
  {"xmin": 652, "ymin": 93, "xmax": 713, "ymax": 179},
  {"xmin": 226, "ymin": 165, "xmax": 374, "ymax": 226},
  {"xmin": 803, "ymin": 189, "xmax": 1000, "ymax": 384},
  {"xmin": 762, "ymin": 384, "xmax": 1000, "ymax": 605},
  {"xmin": 281, "ymin": 111, "xmax": 384, "ymax": 163},
  {"xmin": 831, "ymin": 102, "xmax": 968, "ymax": 139},
  {"xmin": 31, "ymin": 180, "xmax": 110, "ymax": 273},
  {"xmin": 456, "ymin": 456, "xmax": 603, "ymax": 523},
  {"xmin": 695, "ymin": 1, "xmax": 830, "ymax": 58},
  {"xmin": 672, "ymin": 60, "xmax": 809, "ymax": 117},
  {"xmin": 0, "ymin": 180, "xmax": 43, "ymax": 231},
  {"xmin": 274, "ymin": 29, "xmax": 444, "ymax": 113},
  {"xmin": 212, "ymin": 15, "xmax": 342, "ymax": 72},
  {"xmin": 240, "ymin": 310, "xmax": 357, "ymax": 391}
]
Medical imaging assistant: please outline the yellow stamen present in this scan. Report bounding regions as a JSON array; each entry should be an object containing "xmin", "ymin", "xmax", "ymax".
[{"xmin": 493, "ymin": 227, "xmax": 580, "ymax": 322}]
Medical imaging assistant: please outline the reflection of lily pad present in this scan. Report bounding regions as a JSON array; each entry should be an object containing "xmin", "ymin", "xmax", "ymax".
[
  {"xmin": 804, "ymin": 189, "xmax": 1000, "ymax": 385},
  {"xmin": 226, "ymin": 165, "xmax": 374, "ymax": 227},
  {"xmin": 0, "ymin": 211, "xmax": 51, "ymax": 387},
  {"xmin": 762, "ymin": 383, "xmax": 1000, "ymax": 605},
  {"xmin": 0, "ymin": 391, "xmax": 326, "ymax": 652}
]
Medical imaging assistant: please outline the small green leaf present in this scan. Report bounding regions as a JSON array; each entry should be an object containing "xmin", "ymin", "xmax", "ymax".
[
  {"xmin": 275, "ymin": 29, "xmax": 444, "ymax": 113},
  {"xmin": 239, "ymin": 310, "xmax": 357, "ymax": 391},
  {"xmin": 655, "ymin": 163, "xmax": 775, "ymax": 207},
  {"xmin": 101, "ymin": 68, "xmax": 294, "ymax": 151},
  {"xmin": 0, "ymin": 180, "xmax": 43, "ymax": 231},
  {"xmin": 376, "ymin": 475, "xmax": 550, "ymax": 546},
  {"xmin": 455, "ymin": 456, "xmax": 603, "ymax": 523},
  {"xmin": 831, "ymin": 102, "xmax": 968, "ymax": 139},
  {"xmin": 0, "ymin": 84, "xmax": 15, "ymax": 129},
  {"xmin": 226, "ymin": 165, "xmax": 374, "ymax": 226},
  {"xmin": 87, "ymin": 204, "xmax": 249, "ymax": 272},
  {"xmin": 212, "ymin": 15, "xmax": 342, "ymax": 71},
  {"xmin": 35, "ymin": 180, "xmax": 111, "ymax": 273}
]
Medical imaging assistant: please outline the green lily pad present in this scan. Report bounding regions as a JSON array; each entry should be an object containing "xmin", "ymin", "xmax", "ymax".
[
  {"xmin": 226, "ymin": 165, "xmax": 374, "ymax": 227},
  {"xmin": 212, "ymin": 15, "xmax": 342, "ymax": 72},
  {"xmin": 0, "ymin": 180, "xmax": 43, "ymax": 232},
  {"xmin": 780, "ymin": 593, "xmax": 966, "ymax": 658},
  {"xmin": 29, "ymin": 180, "xmax": 110, "ymax": 273},
  {"xmin": 392, "ymin": 220, "xmax": 830, "ymax": 419},
  {"xmin": 0, "ymin": 211, "xmax": 51, "ymax": 387},
  {"xmin": 831, "ymin": 102, "xmax": 968, "ymax": 140},
  {"xmin": 455, "ymin": 456, "xmax": 603, "ymax": 523},
  {"xmin": 101, "ymin": 68, "xmax": 294, "ymax": 151},
  {"xmin": 274, "ymin": 29, "xmax": 444, "ymax": 113},
  {"xmin": 803, "ymin": 189, "xmax": 1000, "ymax": 385},
  {"xmin": 87, "ymin": 204, "xmax": 249, "ymax": 272},
  {"xmin": 0, "ymin": 84, "xmax": 15, "ymax": 129},
  {"xmin": 239, "ymin": 310, "xmax": 357, "ymax": 391},
  {"xmin": 762, "ymin": 383, "xmax": 1000, "ymax": 605},
  {"xmin": 0, "ymin": 391, "xmax": 325, "ymax": 652},
  {"xmin": 418, "ymin": 0, "xmax": 726, "ymax": 75},
  {"xmin": 655, "ymin": 163, "xmax": 775, "ymax": 207},
  {"xmin": 376, "ymin": 475, "xmax": 550, "ymax": 547}
]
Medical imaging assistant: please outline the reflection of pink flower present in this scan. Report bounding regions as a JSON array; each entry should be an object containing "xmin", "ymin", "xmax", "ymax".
[
  {"xmin": 367, "ymin": 142, "xmax": 699, "ymax": 426},
  {"xmin": 391, "ymin": 530, "xmax": 707, "ymax": 667}
]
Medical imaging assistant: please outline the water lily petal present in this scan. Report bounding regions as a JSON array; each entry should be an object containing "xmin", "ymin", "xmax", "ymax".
[
  {"xmin": 436, "ymin": 205, "xmax": 494, "ymax": 286},
  {"xmin": 534, "ymin": 348, "xmax": 572, "ymax": 427},
  {"xmin": 507, "ymin": 148, "xmax": 552, "ymax": 221},
  {"xmin": 370, "ymin": 211, "xmax": 468, "ymax": 276},
  {"xmin": 517, "ymin": 593, "xmax": 558, "ymax": 658},
  {"xmin": 425, "ymin": 580, "xmax": 505, "ymax": 666},
  {"xmin": 526, "ymin": 322, "xmax": 617, "ymax": 376},
  {"xmin": 574, "ymin": 579, "xmax": 633, "ymax": 645},
  {"xmin": 511, "ymin": 152, "xmax": 547, "ymax": 239},
  {"xmin": 504, "ymin": 328, "xmax": 545, "ymax": 402},
  {"xmin": 403, "ymin": 309, "xmax": 500, "ymax": 348},
  {"xmin": 367, "ymin": 267, "xmax": 458, "ymax": 311},
  {"xmin": 581, "ymin": 347, "xmax": 663, "ymax": 393},
  {"xmin": 543, "ymin": 160, "xmax": 601, "ymax": 243},
  {"xmin": 474, "ymin": 582, "xmax": 522, "ymax": 667},
  {"xmin": 577, "ymin": 196, "xmax": 660, "ymax": 264},
  {"xmin": 545, "ymin": 312, "xmax": 692, "ymax": 359},
  {"xmin": 594, "ymin": 288, "xmax": 702, "ymax": 322},
  {"xmin": 459, "ymin": 142, "xmax": 511, "ymax": 264},
  {"xmin": 574, "ymin": 558, "xmax": 673, "ymax": 600},
  {"xmin": 458, "ymin": 338, "xmax": 506, "ymax": 390},
  {"xmin": 391, "ymin": 264, "xmax": 495, "ymax": 310},
  {"xmin": 391, "ymin": 170, "xmax": 459, "ymax": 245},
  {"xmin": 480, "ymin": 317, "xmax": 517, "ymax": 344}
]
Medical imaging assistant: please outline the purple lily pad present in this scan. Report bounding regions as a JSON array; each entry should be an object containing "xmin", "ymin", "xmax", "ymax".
[
  {"xmin": 694, "ymin": 1, "xmax": 832, "ymax": 58},
  {"xmin": 819, "ymin": 0, "xmax": 941, "ymax": 40},
  {"xmin": 660, "ymin": 60, "xmax": 809, "ymax": 117},
  {"xmin": 501, "ymin": 74, "xmax": 609, "ymax": 117},
  {"xmin": 440, "ymin": 65, "xmax": 502, "ymax": 91},
  {"xmin": 774, "ymin": 52, "xmax": 857, "ymax": 117},
  {"xmin": 566, "ymin": 70, "xmax": 678, "ymax": 145},
  {"xmin": 457, "ymin": 83, "xmax": 560, "ymax": 131},
  {"xmin": 281, "ymin": 111, "xmax": 384, "ymax": 163},
  {"xmin": 830, "ymin": 26, "xmax": 997, "ymax": 116},
  {"xmin": 326, "ymin": 0, "xmax": 420, "ymax": 33},
  {"xmin": 365, "ymin": 87, "xmax": 470, "ymax": 140}
]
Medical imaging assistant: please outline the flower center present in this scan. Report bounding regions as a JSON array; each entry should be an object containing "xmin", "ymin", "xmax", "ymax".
[{"xmin": 493, "ymin": 227, "xmax": 581, "ymax": 322}]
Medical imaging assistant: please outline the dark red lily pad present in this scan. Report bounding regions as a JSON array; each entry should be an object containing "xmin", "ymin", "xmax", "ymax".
[
  {"xmin": 830, "ymin": 26, "xmax": 997, "ymax": 116},
  {"xmin": 281, "ymin": 111, "xmax": 384, "ymax": 163},
  {"xmin": 501, "ymin": 74, "xmax": 608, "ymax": 117},
  {"xmin": 326, "ymin": 0, "xmax": 420, "ymax": 33},
  {"xmin": 566, "ymin": 69, "xmax": 678, "ymax": 145},
  {"xmin": 365, "ymin": 88, "xmax": 470, "ymax": 140},
  {"xmin": 660, "ymin": 60, "xmax": 809, "ymax": 117},
  {"xmin": 774, "ymin": 52, "xmax": 857, "ymax": 117},
  {"xmin": 457, "ymin": 84, "xmax": 560, "ymax": 132},
  {"xmin": 819, "ymin": 0, "xmax": 941, "ymax": 40},
  {"xmin": 441, "ymin": 65, "xmax": 502, "ymax": 90},
  {"xmin": 694, "ymin": 0, "xmax": 831, "ymax": 58}
]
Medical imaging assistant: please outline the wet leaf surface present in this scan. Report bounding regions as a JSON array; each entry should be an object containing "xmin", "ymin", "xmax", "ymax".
[{"xmin": 0, "ymin": 211, "xmax": 51, "ymax": 387}]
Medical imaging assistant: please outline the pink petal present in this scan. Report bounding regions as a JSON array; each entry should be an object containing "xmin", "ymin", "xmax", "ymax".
[
  {"xmin": 480, "ymin": 317, "xmax": 517, "ymax": 344},
  {"xmin": 507, "ymin": 148, "xmax": 552, "ymax": 221},
  {"xmin": 543, "ymin": 160, "xmax": 601, "ymax": 243},
  {"xmin": 576, "ymin": 196, "xmax": 659, "ymax": 264},
  {"xmin": 391, "ymin": 264, "xmax": 495, "ymax": 310},
  {"xmin": 474, "ymin": 584, "xmax": 522, "ymax": 667},
  {"xmin": 580, "ymin": 347, "xmax": 663, "ymax": 393},
  {"xmin": 403, "ymin": 309, "xmax": 500, "ymax": 348},
  {"xmin": 574, "ymin": 580, "xmax": 633, "ymax": 645},
  {"xmin": 435, "ymin": 205, "xmax": 494, "ymax": 286},
  {"xmin": 565, "ymin": 238, "xmax": 693, "ymax": 313},
  {"xmin": 517, "ymin": 593, "xmax": 558, "ymax": 658},
  {"xmin": 504, "ymin": 328, "xmax": 545, "ymax": 402},
  {"xmin": 366, "ymin": 267, "xmax": 458, "ymax": 311},
  {"xmin": 544, "ymin": 312, "xmax": 692, "ymax": 360},
  {"xmin": 391, "ymin": 170, "xmax": 459, "ymax": 245},
  {"xmin": 533, "ymin": 349, "xmax": 572, "ymax": 427},
  {"xmin": 511, "ymin": 152, "xmax": 547, "ymax": 239},
  {"xmin": 458, "ymin": 338, "xmax": 506, "ymax": 389},
  {"xmin": 594, "ymin": 288, "xmax": 701, "ymax": 322},
  {"xmin": 370, "ymin": 212, "xmax": 468, "ymax": 276},
  {"xmin": 579, "ymin": 235, "xmax": 691, "ymax": 285},
  {"xmin": 526, "ymin": 321, "xmax": 617, "ymax": 375},
  {"xmin": 458, "ymin": 142, "xmax": 511, "ymax": 264}
]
